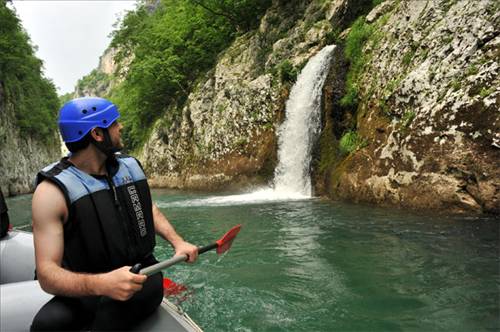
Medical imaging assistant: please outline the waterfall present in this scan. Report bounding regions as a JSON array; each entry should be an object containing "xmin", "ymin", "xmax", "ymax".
[
  {"xmin": 160, "ymin": 45, "xmax": 336, "ymax": 207},
  {"xmin": 273, "ymin": 45, "xmax": 336, "ymax": 196}
]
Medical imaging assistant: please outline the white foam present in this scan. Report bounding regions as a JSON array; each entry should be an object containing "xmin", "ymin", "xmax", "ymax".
[{"xmin": 157, "ymin": 187, "xmax": 312, "ymax": 208}]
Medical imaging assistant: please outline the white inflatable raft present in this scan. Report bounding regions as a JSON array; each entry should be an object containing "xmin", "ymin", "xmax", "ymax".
[{"xmin": 0, "ymin": 230, "xmax": 203, "ymax": 332}]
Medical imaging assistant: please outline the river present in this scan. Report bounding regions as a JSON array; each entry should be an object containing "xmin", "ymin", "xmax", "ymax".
[{"xmin": 6, "ymin": 190, "xmax": 499, "ymax": 331}]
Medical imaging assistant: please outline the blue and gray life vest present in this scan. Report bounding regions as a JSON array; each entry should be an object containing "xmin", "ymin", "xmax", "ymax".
[{"xmin": 36, "ymin": 155, "xmax": 156, "ymax": 273}]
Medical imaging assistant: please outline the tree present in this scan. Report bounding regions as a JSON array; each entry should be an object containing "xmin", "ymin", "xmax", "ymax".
[
  {"xmin": 190, "ymin": 0, "xmax": 271, "ymax": 32},
  {"xmin": 0, "ymin": 1, "xmax": 59, "ymax": 141}
]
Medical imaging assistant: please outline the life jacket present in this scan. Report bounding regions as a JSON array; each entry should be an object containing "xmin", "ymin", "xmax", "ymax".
[{"xmin": 36, "ymin": 154, "xmax": 156, "ymax": 273}]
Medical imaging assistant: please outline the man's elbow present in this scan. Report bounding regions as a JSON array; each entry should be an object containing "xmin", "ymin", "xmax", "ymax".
[
  {"xmin": 36, "ymin": 266, "xmax": 58, "ymax": 294},
  {"xmin": 38, "ymin": 280, "xmax": 54, "ymax": 294},
  {"xmin": 38, "ymin": 279, "xmax": 56, "ymax": 295}
]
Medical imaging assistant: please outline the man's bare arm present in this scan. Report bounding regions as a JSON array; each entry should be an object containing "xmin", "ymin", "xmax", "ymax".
[
  {"xmin": 152, "ymin": 203, "xmax": 198, "ymax": 262},
  {"xmin": 32, "ymin": 180, "xmax": 146, "ymax": 300}
]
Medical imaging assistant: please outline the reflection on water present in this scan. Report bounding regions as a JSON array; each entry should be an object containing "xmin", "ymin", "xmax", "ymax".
[{"xmin": 6, "ymin": 190, "xmax": 500, "ymax": 331}]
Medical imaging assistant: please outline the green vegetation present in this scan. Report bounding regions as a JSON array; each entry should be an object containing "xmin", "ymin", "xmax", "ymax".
[
  {"xmin": 385, "ymin": 78, "xmax": 401, "ymax": 96},
  {"xmin": 325, "ymin": 27, "xmax": 341, "ymax": 45},
  {"xmin": 216, "ymin": 104, "xmax": 226, "ymax": 113},
  {"xmin": 339, "ymin": 130, "xmax": 365, "ymax": 155},
  {"xmin": 442, "ymin": 35, "xmax": 453, "ymax": 45},
  {"xmin": 76, "ymin": 69, "xmax": 111, "ymax": 93},
  {"xmin": 421, "ymin": 49, "xmax": 429, "ymax": 60},
  {"xmin": 189, "ymin": 0, "xmax": 272, "ymax": 33},
  {"xmin": 0, "ymin": 2, "xmax": 59, "ymax": 142},
  {"xmin": 441, "ymin": 0, "xmax": 457, "ymax": 13},
  {"xmin": 59, "ymin": 92, "xmax": 73, "ymax": 106},
  {"xmin": 235, "ymin": 137, "xmax": 248, "ymax": 149},
  {"xmin": 451, "ymin": 79, "xmax": 461, "ymax": 91},
  {"xmin": 318, "ymin": 126, "xmax": 338, "ymax": 173},
  {"xmin": 402, "ymin": 49, "xmax": 415, "ymax": 66},
  {"xmin": 466, "ymin": 64, "xmax": 479, "ymax": 76},
  {"xmin": 378, "ymin": 98, "xmax": 390, "ymax": 117},
  {"xmin": 401, "ymin": 110, "xmax": 415, "ymax": 128},
  {"xmin": 340, "ymin": 17, "xmax": 374, "ymax": 108},
  {"xmin": 479, "ymin": 87, "xmax": 494, "ymax": 98},
  {"xmin": 276, "ymin": 60, "xmax": 298, "ymax": 83},
  {"xmin": 109, "ymin": 0, "xmax": 272, "ymax": 150},
  {"xmin": 402, "ymin": 42, "xmax": 418, "ymax": 67}
]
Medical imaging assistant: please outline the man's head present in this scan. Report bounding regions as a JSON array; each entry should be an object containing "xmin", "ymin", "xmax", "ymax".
[{"xmin": 58, "ymin": 97, "xmax": 123, "ymax": 155}]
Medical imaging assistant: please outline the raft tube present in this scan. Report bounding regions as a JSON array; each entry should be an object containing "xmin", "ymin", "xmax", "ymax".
[{"xmin": 0, "ymin": 230, "xmax": 202, "ymax": 332}]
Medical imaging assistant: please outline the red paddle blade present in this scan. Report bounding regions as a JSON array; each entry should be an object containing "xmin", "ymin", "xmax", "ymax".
[
  {"xmin": 163, "ymin": 277, "xmax": 188, "ymax": 296},
  {"xmin": 215, "ymin": 224, "xmax": 241, "ymax": 254}
]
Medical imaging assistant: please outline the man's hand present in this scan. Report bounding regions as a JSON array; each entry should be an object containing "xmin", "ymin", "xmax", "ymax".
[
  {"xmin": 174, "ymin": 241, "xmax": 199, "ymax": 263},
  {"xmin": 96, "ymin": 266, "xmax": 148, "ymax": 301}
]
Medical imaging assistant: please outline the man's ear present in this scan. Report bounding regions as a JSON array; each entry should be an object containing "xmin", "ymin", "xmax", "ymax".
[{"xmin": 90, "ymin": 128, "xmax": 104, "ymax": 142}]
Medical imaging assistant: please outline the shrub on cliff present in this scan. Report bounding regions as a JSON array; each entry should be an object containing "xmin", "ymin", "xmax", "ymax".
[
  {"xmin": 340, "ymin": 16, "xmax": 373, "ymax": 109},
  {"xmin": 339, "ymin": 130, "xmax": 366, "ymax": 155},
  {"xmin": 276, "ymin": 60, "xmax": 298, "ymax": 83}
]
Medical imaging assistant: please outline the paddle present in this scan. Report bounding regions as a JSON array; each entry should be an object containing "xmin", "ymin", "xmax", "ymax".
[
  {"xmin": 163, "ymin": 277, "xmax": 188, "ymax": 296},
  {"xmin": 130, "ymin": 224, "xmax": 241, "ymax": 276}
]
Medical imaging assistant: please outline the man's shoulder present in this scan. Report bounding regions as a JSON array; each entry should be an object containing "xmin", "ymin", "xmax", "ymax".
[
  {"xmin": 36, "ymin": 159, "xmax": 72, "ymax": 187},
  {"xmin": 33, "ymin": 177, "xmax": 69, "ymax": 212},
  {"xmin": 39, "ymin": 159, "xmax": 70, "ymax": 177},
  {"xmin": 34, "ymin": 178, "xmax": 64, "ymax": 195}
]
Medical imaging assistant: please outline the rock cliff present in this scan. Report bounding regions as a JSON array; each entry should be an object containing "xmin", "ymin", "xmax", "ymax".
[
  {"xmin": 0, "ymin": 85, "xmax": 61, "ymax": 196},
  {"xmin": 74, "ymin": 48, "xmax": 119, "ymax": 98},
  {"xmin": 321, "ymin": 0, "xmax": 499, "ymax": 213}
]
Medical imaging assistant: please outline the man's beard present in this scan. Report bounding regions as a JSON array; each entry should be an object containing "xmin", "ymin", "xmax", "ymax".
[{"xmin": 92, "ymin": 129, "xmax": 122, "ymax": 158}]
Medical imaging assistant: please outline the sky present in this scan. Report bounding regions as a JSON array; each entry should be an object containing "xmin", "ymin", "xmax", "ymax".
[{"xmin": 9, "ymin": 0, "xmax": 137, "ymax": 95}]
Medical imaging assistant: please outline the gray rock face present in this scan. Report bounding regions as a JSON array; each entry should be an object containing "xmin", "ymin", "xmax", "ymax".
[
  {"xmin": 0, "ymin": 88, "xmax": 61, "ymax": 197},
  {"xmin": 329, "ymin": 0, "xmax": 499, "ymax": 213},
  {"xmin": 75, "ymin": 47, "xmax": 120, "ymax": 98},
  {"xmin": 140, "ymin": 35, "xmax": 279, "ymax": 188}
]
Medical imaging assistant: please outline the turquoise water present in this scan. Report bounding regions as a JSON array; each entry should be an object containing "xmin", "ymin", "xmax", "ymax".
[{"xmin": 6, "ymin": 189, "xmax": 500, "ymax": 331}]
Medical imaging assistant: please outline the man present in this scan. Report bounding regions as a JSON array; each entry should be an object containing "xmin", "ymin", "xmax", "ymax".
[
  {"xmin": 31, "ymin": 97, "xmax": 198, "ymax": 331},
  {"xmin": 0, "ymin": 187, "xmax": 9, "ymax": 238}
]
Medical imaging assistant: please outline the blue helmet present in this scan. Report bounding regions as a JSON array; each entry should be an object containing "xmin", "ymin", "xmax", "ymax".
[{"xmin": 58, "ymin": 97, "xmax": 120, "ymax": 143}]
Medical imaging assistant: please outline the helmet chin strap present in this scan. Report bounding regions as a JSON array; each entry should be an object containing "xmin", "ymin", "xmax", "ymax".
[{"xmin": 92, "ymin": 128, "xmax": 121, "ymax": 159}]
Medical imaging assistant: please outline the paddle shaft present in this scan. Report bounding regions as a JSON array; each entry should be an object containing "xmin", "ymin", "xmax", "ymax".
[
  {"xmin": 130, "ymin": 224, "xmax": 241, "ymax": 276},
  {"xmin": 133, "ymin": 243, "xmax": 218, "ymax": 276}
]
